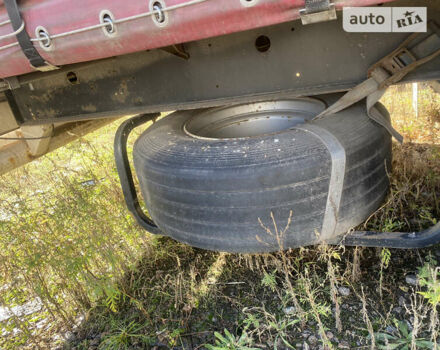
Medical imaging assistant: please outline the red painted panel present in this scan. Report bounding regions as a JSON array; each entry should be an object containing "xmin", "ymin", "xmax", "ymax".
[{"xmin": 0, "ymin": 0, "xmax": 396, "ymax": 78}]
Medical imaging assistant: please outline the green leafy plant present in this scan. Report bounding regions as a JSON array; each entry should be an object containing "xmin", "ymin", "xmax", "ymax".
[
  {"xmin": 99, "ymin": 320, "xmax": 152, "ymax": 350},
  {"xmin": 380, "ymin": 248, "xmax": 391, "ymax": 268},
  {"xmin": 374, "ymin": 320, "xmax": 433, "ymax": 350},
  {"xmin": 417, "ymin": 257, "xmax": 440, "ymax": 308},
  {"xmin": 261, "ymin": 270, "xmax": 277, "ymax": 292},
  {"xmin": 205, "ymin": 329, "xmax": 259, "ymax": 350},
  {"xmin": 266, "ymin": 316, "xmax": 299, "ymax": 349},
  {"xmin": 382, "ymin": 218, "xmax": 405, "ymax": 232},
  {"xmin": 379, "ymin": 248, "xmax": 392, "ymax": 299}
]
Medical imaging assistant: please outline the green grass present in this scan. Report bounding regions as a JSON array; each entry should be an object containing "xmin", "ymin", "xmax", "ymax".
[
  {"xmin": 0, "ymin": 120, "xmax": 154, "ymax": 348},
  {"xmin": 0, "ymin": 84, "xmax": 439, "ymax": 349}
]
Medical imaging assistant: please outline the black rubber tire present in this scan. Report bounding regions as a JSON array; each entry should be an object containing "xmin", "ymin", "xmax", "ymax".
[{"xmin": 133, "ymin": 98, "xmax": 392, "ymax": 253}]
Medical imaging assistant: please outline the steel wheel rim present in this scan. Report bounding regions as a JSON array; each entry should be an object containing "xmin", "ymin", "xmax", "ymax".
[{"xmin": 183, "ymin": 98, "xmax": 326, "ymax": 139}]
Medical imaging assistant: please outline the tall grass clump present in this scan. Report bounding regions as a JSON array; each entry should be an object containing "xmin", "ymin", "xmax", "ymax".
[
  {"xmin": 364, "ymin": 83, "xmax": 440, "ymax": 232},
  {"xmin": 0, "ymin": 120, "xmax": 153, "ymax": 348}
]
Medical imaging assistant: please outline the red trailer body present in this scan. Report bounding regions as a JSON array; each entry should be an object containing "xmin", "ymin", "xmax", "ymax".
[{"xmin": 0, "ymin": 0, "xmax": 396, "ymax": 78}]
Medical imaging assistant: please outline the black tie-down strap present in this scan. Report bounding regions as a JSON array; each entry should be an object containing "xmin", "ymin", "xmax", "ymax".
[{"xmin": 4, "ymin": 0, "xmax": 57, "ymax": 71}]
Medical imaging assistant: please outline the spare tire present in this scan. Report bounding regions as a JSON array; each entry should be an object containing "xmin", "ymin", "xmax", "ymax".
[{"xmin": 133, "ymin": 97, "xmax": 392, "ymax": 253}]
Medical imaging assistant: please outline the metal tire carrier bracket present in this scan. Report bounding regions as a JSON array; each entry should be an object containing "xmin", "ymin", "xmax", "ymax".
[
  {"xmin": 114, "ymin": 113, "xmax": 162, "ymax": 235},
  {"xmin": 330, "ymin": 223, "xmax": 440, "ymax": 249}
]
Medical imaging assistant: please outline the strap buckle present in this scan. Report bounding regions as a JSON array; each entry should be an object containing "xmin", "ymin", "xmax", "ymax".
[{"xmin": 368, "ymin": 22, "xmax": 440, "ymax": 88}]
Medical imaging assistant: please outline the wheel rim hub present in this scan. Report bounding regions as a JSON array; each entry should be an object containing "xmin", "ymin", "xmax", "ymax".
[{"xmin": 184, "ymin": 98, "xmax": 325, "ymax": 139}]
